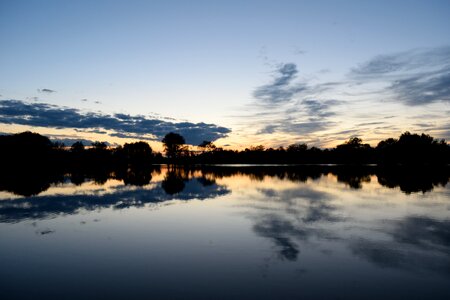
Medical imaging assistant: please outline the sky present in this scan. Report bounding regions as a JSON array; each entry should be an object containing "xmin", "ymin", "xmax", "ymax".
[{"xmin": 1, "ymin": 0, "xmax": 449, "ymax": 150}]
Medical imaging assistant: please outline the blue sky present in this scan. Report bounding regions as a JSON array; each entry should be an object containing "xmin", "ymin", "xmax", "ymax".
[{"xmin": 1, "ymin": 0, "xmax": 449, "ymax": 149}]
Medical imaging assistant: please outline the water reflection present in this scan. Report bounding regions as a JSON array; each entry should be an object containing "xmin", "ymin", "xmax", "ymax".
[
  {"xmin": 350, "ymin": 216, "xmax": 450, "ymax": 275},
  {"xmin": 0, "ymin": 166, "xmax": 449, "ymax": 224},
  {"xmin": 249, "ymin": 186, "xmax": 341, "ymax": 262},
  {"xmin": 0, "ymin": 166, "xmax": 450, "ymax": 299},
  {"xmin": 377, "ymin": 167, "xmax": 450, "ymax": 194},
  {"xmin": 0, "ymin": 167, "xmax": 229, "ymax": 223},
  {"xmin": 1, "ymin": 165, "xmax": 449, "ymax": 198},
  {"xmin": 161, "ymin": 167, "xmax": 187, "ymax": 195}
]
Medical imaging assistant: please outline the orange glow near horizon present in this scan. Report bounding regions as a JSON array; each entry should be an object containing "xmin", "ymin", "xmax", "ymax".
[{"xmin": 1, "ymin": 122, "xmax": 448, "ymax": 153}]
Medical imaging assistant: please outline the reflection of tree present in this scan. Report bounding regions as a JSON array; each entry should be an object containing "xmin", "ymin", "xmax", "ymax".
[
  {"xmin": 285, "ymin": 168, "xmax": 322, "ymax": 182},
  {"xmin": 376, "ymin": 167, "xmax": 449, "ymax": 194},
  {"xmin": 116, "ymin": 167, "xmax": 153, "ymax": 186},
  {"xmin": 92, "ymin": 172, "xmax": 109, "ymax": 185},
  {"xmin": 1, "ymin": 166, "xmax": 449, "ymax": 198},
  {"xmin": 0, "ymin": 170, "xmax": 229, "ymax": 223},
  {"xmin": 334, "ymin": 167, "xmax": 372, "ymax": 189},
  {"xmin": 70, "ymin": 172, "xmax": 86, "ymax": 186},
  {"xmin": 161, "ymin": 169, "xmax": 186, "ymax": 195},
  {"xmin": 123, "ymin": 170, "xmax": 151, "ymax": 186},
  {"xmin": 0, "ymin": 172, "xmax": 59, "ymax": 197}
]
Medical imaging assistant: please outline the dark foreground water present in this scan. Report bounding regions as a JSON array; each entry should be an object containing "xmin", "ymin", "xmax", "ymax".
[{"xmin": 1, "ymin": 165, "xmax": 449, "ymax": 300}]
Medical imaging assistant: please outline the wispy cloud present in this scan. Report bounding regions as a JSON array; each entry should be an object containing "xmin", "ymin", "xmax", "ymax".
[
  {"xmin": 301, "ymin": 99, "xmax": 342, "ymax": 118},
  {"xmin": 243, "ymin": 46, "xmax": 450, "ymax": 147},
  {"xmin": 351, "ymin": 46, "xmax": 450, "ymax": 105},
  {"xmin": 0, "ymin": 100, "xmax": 231, "ymax": 145},
  {"xmin": 259, "ymin": 120, "xmax": 333, "ymax": 136},
  {"xmin": 253, "ymin": 63, "xmax": 307, "ymax": 104},
  {"xmin": 390, "ymin": 67, "xmax": 450, "ymax": 105},
  {"xmin": 257, "ymin": 99, "xmax": 343, "ymax": 136},
  {"xmin": 37, "ymin": 88, "xmax": 56, "ymax": 93},
  {"xmin": 248, "ymin": 63, "xmax": 345, "ymax": 139}
]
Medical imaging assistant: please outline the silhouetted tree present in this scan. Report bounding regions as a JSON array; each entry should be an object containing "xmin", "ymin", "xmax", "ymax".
[
  {"xmin": 91, "ymin": 141, "xmax": 108, "ymax": 150},
  {"xmin": 122, "ymin": 141, "xmax": 153, "ymax": 166},
  {"xmin": 52, "ymin": 141, "xmax": 65, "ymax": 150},
  {"xmin": 162, "ymin": 132, "xmax": 186, "ymax": 159},
  {"xmin": 249, "ymin": 145, "xmax": 265, "ymax": 151},
  {"xmin": 287, "ymin": 143, "xmax": 308, "ymax": 152},
  {"xmin": 71, "ymin": 141, "xmax": 85, "ymax": 153},
  {"xmin": 0, "ymin": 131, "xmax": 53, "ymax": 169},
  {"xmin": 198, "ymin": 140, "xmax": 216, "ymax": 152},
  {"xmin": 377, "ymin": 132, "xmax": 449, "ymax": 165},
  {"xmin": 335, "ymin": 137, "xmax": 373, "ymax": 163}
]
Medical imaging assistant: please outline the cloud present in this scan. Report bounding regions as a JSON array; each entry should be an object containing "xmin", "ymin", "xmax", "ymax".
[
  {"xmin": 259, "ymin": 120, "xmax": 332, "ymax": 135},
  {"xmin": 247, "ymin": 63, "xmax": 346, "ymax": 139},
  {"xmin": 352, "ymin": 47, "xmax": 450, "ymax": 76},
  {"xmin": 253, "ymin": 63, "xmax": 307, "ymax": 104},
  {"xmin": 245, "ymin": 47, "xmax": 450, "ymax": 145},
  {"xmin": 413, "ymin": 123, "xmax": 435, "ymax": 128},
  {"xmin": 351, "ymin": 46, "xmax": 450, "ymax": 105},
  {"xmin": 301, "ymin": 99, "xmax": 342, "ymax": 118},
  {"xmin": 352, "ymin": 53, "xmax": 407, "ymax": 76},
  {"xmin": 390, "ymin": 67, "xmax": 450, "ymax": 105},
  {"xmin": 0, "ymin": 100, "xmax": 231, "ymax": 145},
  {"xmin": 38, "ymin": 88, "xmax": 56, "ymax": 93},
  {"xmin": 74, "ymin": 128, "xmax": 108, "ymax": 134},
  {"xmin": 257, "ymin": 99, "xmax": 343, "ymax": 136},
  {"xmin": 356, "ymin": 122, "xmax": 385, "ymax": 127}
]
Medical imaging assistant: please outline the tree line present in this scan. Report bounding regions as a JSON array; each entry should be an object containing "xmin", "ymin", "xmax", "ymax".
[
  {"xmin": 0, "ymin": 131, "xmax": 449, "ymax": 172},
  {"xmin": 156, "ymin": 132, "xmax": 450, "ymax": 165}
]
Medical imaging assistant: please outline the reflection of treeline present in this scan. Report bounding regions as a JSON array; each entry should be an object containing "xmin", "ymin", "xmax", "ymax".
[
  {"xmin": 199, "ymin": 165, "xmax": 450, "ymax": 194},
  {"xmin": 0, "ymin": 168, "xmax": 228, "ymax": 223},
  {"xmin": 0, "ymin": 165, "xmax": 162, "ymax": 197},
  {"xmin": 1, "ymin": 164, "xmax": 448, "ymax": 197},
  {"xmin": 0, "ymin": 131, "xmax": 449, "ymax": 168}
]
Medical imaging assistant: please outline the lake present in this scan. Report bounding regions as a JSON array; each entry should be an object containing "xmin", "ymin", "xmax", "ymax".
[{"xmin": 1, "ymin": 165, "xmax": 449, "ymax": 300}]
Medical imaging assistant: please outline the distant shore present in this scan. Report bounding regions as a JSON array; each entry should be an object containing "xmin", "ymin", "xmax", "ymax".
[{"xmin": 1, "ymin": 131, "xmax": 449, "ymax": 170}]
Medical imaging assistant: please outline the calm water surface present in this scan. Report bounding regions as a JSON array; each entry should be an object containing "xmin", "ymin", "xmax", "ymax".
[{"xmin": 1, "ymin": 166, "xmax": 449, "ymax": 300}]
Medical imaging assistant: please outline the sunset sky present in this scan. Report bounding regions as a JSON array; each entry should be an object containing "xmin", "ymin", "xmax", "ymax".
[{"xmin": 1, "ymin": 0, "xmax": 449, "ymax": 151}]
